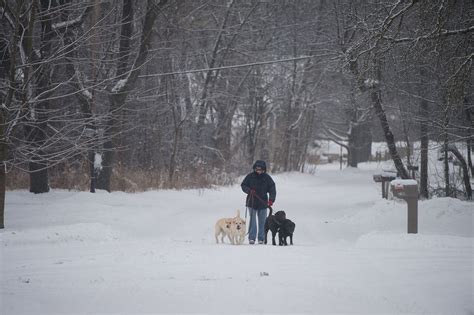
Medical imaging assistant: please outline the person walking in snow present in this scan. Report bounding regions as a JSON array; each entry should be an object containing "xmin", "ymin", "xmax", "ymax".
[{"xmin": 241, "ymin": 160, "xmax": 276, "ymax": 244}]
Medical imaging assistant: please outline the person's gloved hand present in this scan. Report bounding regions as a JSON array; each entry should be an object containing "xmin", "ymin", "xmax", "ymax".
[
  {"xmin": 267, "ymin": 200, "xmax": 273, "ymax": 207},
  {"xmin": 249, "ymin": 188, "xmax": 256, "ymax": 195}
]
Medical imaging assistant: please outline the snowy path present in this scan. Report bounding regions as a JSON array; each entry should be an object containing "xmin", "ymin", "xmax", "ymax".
[{"xmin": 2, "ymin": 164, "xmax": 473, "ymax": 314}]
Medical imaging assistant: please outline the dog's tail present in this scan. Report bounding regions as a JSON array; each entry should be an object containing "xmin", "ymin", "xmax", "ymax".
[
  {"xmin": 268, "ymin": 206, "xmax": 273, "ymax": 216},
  {"xmin": 236, "ymin": 209, "xmax": 241, "ymax": 218}
]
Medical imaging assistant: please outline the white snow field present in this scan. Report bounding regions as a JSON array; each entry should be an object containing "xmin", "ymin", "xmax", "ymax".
[{"xmin": 1, "ymin": 163, "xmax": 473, "ymax": 314}]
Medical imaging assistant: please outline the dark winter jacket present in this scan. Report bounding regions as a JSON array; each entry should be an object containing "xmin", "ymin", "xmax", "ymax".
[{"xmin": 241, "ymin": 161, "xmax": 276, "ymax": 210}]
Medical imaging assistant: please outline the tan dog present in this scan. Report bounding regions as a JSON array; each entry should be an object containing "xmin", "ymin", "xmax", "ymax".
[
  {"xmin": 215, "ymin": 217, "xmax": 234, "ymax": 244},
  {"xmin": 215, "ymin": 210, "xmax": 247, "ymax": 245},
  {"xmin": 230, "ymin": 209, "xmax": 246, "ymax": 245}
]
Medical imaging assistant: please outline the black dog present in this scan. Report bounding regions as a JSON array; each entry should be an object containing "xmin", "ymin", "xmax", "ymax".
[
  {"xmin": 278, "ymin": 219, "xmax": 295, "ymax": 246},
  {"xmin": 264, "ymin": 208, "xmax": 286, "ymax": 245}
]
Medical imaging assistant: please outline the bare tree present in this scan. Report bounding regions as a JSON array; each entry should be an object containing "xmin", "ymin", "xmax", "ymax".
[
  {"xmin": 1, "ymin": 0, "xmax": 102, "ymax": 226},
  {"xmin": 91, "ymin": 0, "xmax": 169, "ymax": 192}
]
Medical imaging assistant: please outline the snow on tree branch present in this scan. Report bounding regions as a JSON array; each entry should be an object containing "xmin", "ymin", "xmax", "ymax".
[
  {"xmin": 52, "ymin": 6, "xmax": 92, "ymax": 31},
  {"xmin": 364, "ymin": 79, "xmax": 379, "ymax": 89},
  {"xmin": 383, "ymin": 26, "xmax": 474, "ymax": 43},
  {"xmin": 111, "ymin": 78, "xmax": 129, "ymax": 94}
]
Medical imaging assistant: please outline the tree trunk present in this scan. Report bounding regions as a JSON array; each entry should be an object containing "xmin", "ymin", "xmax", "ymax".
[
  {"xmin": 367, "ymin": 57, "xmax": 409, "ymax": 178},
  {"xmin": 27, "ymin": 92, "xmax": 52, "ymax": 194},
  {"xmin": 468, "ymin": 138, "xmax": 473, "ymax": 177},
  {"xmin": 0, "ymin": 0, "xmax": 24, "ymax": 228},
  {"xmin": 0, "ymin": 86, "xmax": 5, "ymax": 225},
  {"xmin": 95, "ymin": 0, "xmax": 133, "ymax": 191},
  {"xmin": 29, "ymin": 157, "xmax": 49, "ymax": 193},
  {"xmin": 96, "ymin": 138, "xmax": 115, "ymax": 192},
  {"xmin": 60, "ymin": 2, "xmax": 96, "ymax": 192},
  {"xmin": 370, "ymin": 81, "xmax": 409, "ymax": 178},
  {"xmin": 0, "ymin": 121, "xmax": 5, "ymax": 229},
  {"xmin": 419, "ymin": 96, "xmax": 429, "ymax": 198},
  {"xmin": 347, "ymin": 125, "xmax": 358, "ymax": 168},
  {"xmin": 359, "ymin": 126, "xmax": 372, "ymax": 163},
  {"xmin": 347, "ymin": 122, "xmax": 372, "ymax": 167},
  {"xmin": 20, "ymin": 0, "xmax": 49, "ymax": 193},
  {"xmin": 465, "ymin": 97, "xmax": 474, "ymax": 177},
  {"xmin": 88, "ymin": 151, "xmax": 97, "ymax": 193},
  {"xmin": 25, "ymin": 121, "xmax": 49, "ymax": 190},
  {"xmin": 445, "ymin": 146, "xmax": 472, "ymax": 200},
  {"xmin": 0, "ymin": 163, "xmax": 4, "ymax": 229},
  {"xmin": 96, "ymin": 0, "xmax": 169, "ymax": 191},
  {"xmin": 417, "ymin": 7, "xmax": 430, "ymax": 198},
  {"xmin": 24, "ymin": 0, "xmax": 73, "ymax": 194},
  {"xmin": 26, "ymin": 123, "xmax": 50, "ymax": 194},
  {"xmin": 168, "ymin": 126, "xmax": 181, "ymax": 187},
  {"xmin": 443, "ymin": 96, "xmax": 451, "ymax": 197},
  {"xmin": 443, "ymin": 129, "xmax": 450, "ymax": 197},
  {"xmin": 166, "ymin": 67, "xmax": 183, "ymax": 188}
]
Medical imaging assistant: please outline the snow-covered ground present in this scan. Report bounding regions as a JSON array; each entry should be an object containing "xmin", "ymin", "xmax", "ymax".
[{"xmin": 1, "ymin": 163, "xmax": 473, "ymax": 314}]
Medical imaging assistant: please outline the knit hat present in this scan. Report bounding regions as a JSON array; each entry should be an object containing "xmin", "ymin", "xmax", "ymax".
[{"xmin": 252, "ymin": 160, "xmax": 267, "ymax": 171}]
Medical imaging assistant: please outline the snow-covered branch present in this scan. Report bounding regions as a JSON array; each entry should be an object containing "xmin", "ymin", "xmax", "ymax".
[
  {"xmin": 383, "ymin": 26, "xmax": 474, "ymax": 43},
  {"xmin": 322, "ymin": 123, "xmax": 349, "ymax": 149},
  {"xmin": 51, "ymin": 5, "xmax": 92, "ymax": 32}
]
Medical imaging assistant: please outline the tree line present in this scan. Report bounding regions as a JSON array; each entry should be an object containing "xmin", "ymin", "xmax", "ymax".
[{"xmin": 1, "ymin": 0, "xmax": 472, "ymax": 228}]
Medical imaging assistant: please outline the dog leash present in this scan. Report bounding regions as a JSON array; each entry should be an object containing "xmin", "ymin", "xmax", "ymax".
[
  {"xmin": 249, "ymin": 190, "xmax": 273, "ymax": 211},
  {"xmin": 245, "ymin": 206, "xmax": 249, "ymax": 235}
]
